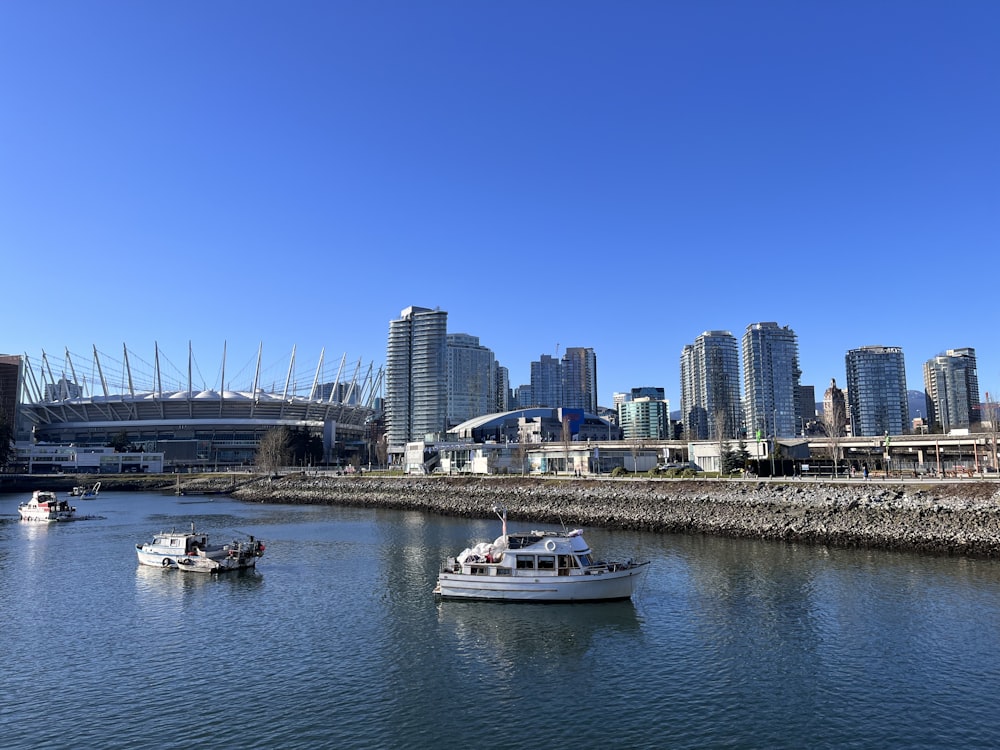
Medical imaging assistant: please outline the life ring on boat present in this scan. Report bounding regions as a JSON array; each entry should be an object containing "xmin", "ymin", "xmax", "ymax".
[
  {"xmin": 544, "ymin": 539, "xmax": 556, "ymax": 552},
  {"xmin": 161, "ymin": 558, "xmax": 172, "ymax": 568}
]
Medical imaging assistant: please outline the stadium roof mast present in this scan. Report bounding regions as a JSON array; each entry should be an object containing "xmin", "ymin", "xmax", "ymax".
[
  {"xmin": 41, "ymin": 351, "xmax": 57, "ymax": 395},
  {"xmin": 220, "ymin": 341, "xmax": 227, "ymax": 416},
  {"xmin": 21, "ymin": 354, "xmax": 42, "ymax": 402},
  {"xmin": 93, "ymin": 345, "xmax": 110, "ymax": 397},
  {"xmin": 310, "ymin": 348, "xmax": 325, "ymax": 402},
  {"xmin": 154, "ymin": 343, "xmax": 164, "ymax": 418},
  {"xmin": 343, "ymin": 358, "xmax": 363, "ymax": 405},
  {"xmin": 281, "ymin": 344, "xmax": 296, "ymax": 416},
  {"xmin": 65, "ymin": 347, "xmax": 82, "ymax": 398},
  {"xmin": 123, "ymin": 343, "xmax": 135, "ymax": 398},
  {"xmin": 250, "ymin": 342, "xmax": 262, "ymax": 418},
  {"xmin": 328, "ymin": 353, "xmax": 347, "ymax": 404}
]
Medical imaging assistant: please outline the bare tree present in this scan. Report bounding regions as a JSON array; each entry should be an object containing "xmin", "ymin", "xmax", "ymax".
[
  {"xmin": 713, "ymin": 405, "xmax": 730, "ymax": 475},
  {"xmin": 256, "ymin": 426, "xmax": 291, "ymax": 476},
  {"xmin": 561, "ymin": 417, "xmax": 572, "ymax": 475},
  {"xmin": 822, "ymin": 379, "xmax": 848, "ymax": 477},
  {"xmin": 981, "ymin": 389, "xmax": 999, "ymax": 473}
]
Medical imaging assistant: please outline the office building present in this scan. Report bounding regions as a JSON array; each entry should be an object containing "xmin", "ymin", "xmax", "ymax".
[
  {"xmin": 618, "ymin": 397, "xmax": 670, "ymax": 440},
  {"xmin": 529, "ymin": 354, "xmax": 562, "ymax": 408},
  {"xmin": 0, "ymin": 354, "xmax": 23, "ymax": 440},
  {"xmin": 742, "ymin": 322, "xmax": 801, "ymax": 438},
  {"xmin": 845, "ymin": 345, "xmax": 909, "ymax": 437},
  {"xmin": 923, "ymin": 347, "xmax": 980, "ymax": 432},
  {"xmin": 680, "ymin": 331, "xmax": 742, "ymax": 441},
  {"xmin": 447, "ymin": 333, "xmax": 498, "ymax": 427},
  {"xmin": 386, "ymin": 306, "xmax": 448, "ymax": 447},
  {"xmin": 562, "ymin": 347, "xmax": 598, "ymax": 413}
]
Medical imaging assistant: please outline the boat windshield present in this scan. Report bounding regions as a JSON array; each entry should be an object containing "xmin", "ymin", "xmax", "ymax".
[
  {"xmin": 506, "ymin": 534, "xmax": 542, "ymax": 549},
  {"xmin": 578, "ymin": 554, "xmax": 593, "ymax": 567}
]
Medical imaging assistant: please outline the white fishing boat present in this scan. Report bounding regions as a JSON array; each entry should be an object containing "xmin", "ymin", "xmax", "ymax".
[
  {"xmin": 18, "ymin": 490, "xmax": 77, "ymax": 521},
  {"xmin": 69, "ymin": 481, "xmax": 101, "ymax": 499},
  {"xmin": 175, "ymin": 537, "xmax": 266, "ymax": 573},
  {"xmin": 435, "ymin": 505, "xmax": 649, "ymax": 602},
  {"xmin": 135, "ymin": 524, "xmax": 265, "ymax": 570}
]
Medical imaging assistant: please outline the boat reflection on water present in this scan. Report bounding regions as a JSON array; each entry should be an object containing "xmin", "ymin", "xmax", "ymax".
[
  {"xmin": 436, "ymin": 598, "xmax": 643, "ymax": 666},
  {"xmin": 134, "ymin": 562, "xmax": 263, "ymax": 598}
]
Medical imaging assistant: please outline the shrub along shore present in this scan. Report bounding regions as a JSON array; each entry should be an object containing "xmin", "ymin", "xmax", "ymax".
[
  {"xmin": 7, "ymin": 473, "xmax": 1000, "ymax": 558},
  {"xmin": 225, "ymin": 474, "xmax": 1000, "ymax": 558}
]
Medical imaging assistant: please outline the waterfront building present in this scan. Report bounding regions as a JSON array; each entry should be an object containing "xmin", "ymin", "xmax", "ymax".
[
  {"xmin": 796, "ymin": 384, "xmax": 816, "ymax": 435},
  {"xmin": 386, "ymin": 306, "xmax": 449, "ymax": 447},
  {"xmin": 680, "ymin": 331, "xmax": 742, "ymax": 441},
  {"xmin": 742, "ymin": 322, "xmax": 801, "ymax": 439},
  {"xmin": 0, "ymin": 354, "xmax": 23, "ymax": 440},
  {"xmin": 923, "ymin": 348, "xmax": 980, "ymax": 432},
  {"xmin": 562, "ymin": 347, "xmax": 598, "ymax": 414},
  {"xmin": 446, "ymin": 333, "xmax": 498, "ymax": 428},
  {"xmin": 529, "ymin": 354, "xmax": 562, "ymax": 408},
  {"xmin": 618, "ymin": 396, "xmax": 670, "ymax": 440},
  {"xmin": 845, "ymin": 345, "xmax": 909, "ymax": 437},
  {"xmin": 495, "ymin": 365, "xmax": 510, "ymax": 414}
]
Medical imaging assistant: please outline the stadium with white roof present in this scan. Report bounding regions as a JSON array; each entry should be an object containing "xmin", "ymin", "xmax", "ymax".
[{"xmin": 18, "ymin": 344, "xmax": 382, "ymax": 470}]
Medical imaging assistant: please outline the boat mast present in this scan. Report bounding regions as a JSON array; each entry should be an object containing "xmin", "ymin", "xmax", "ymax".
[{"xmin": 494, "ymin": 504, "xmax": 508, "ymax": 538}]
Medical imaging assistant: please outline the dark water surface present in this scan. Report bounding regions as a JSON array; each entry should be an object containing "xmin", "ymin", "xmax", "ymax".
[{"xmin": 2, "ymin": 490, "xmax": 1000, "ymax": 749}]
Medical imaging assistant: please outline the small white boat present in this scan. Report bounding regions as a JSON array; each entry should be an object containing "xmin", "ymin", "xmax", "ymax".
[
  {"xmin": 69, "ymin": 481, "xmax": 101, "ymax": 499},
  {"xmin": 175, "ymin": 538, "xmax": 266, "ymax": 573},
  {"xmin": 135, "ymin": 524, "xmax": 265, "ymax": 571},
  {"xmin": 435, "ymin": 505, "xmax": 649, "ymax": 602},
  {"xmin": 18, "ymin": 490, "xmax": 77, "ymax": 521}
]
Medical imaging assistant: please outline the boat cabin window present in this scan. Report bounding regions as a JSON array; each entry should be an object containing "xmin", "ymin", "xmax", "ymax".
[
  {"xmin": 578, "ymin": 554, "xmax": 593, "ymax": 567},
  {"xmin": 470, "ymin": 566, "xmax": 488, "ymax": 576},
  {"xmin": 495, "ymin": 568, "xmax": 511, "ymax": 576},
  {"xmin": 515, "ymin": 555, "xmax": 535, "ymax": 570},
  {"xmin": 537, "ymin": 555, "xmax": 555, "ymax": 570},
  {"xmin": 558, "ymin": 555, "xmax": 579, "ymax": 569}
]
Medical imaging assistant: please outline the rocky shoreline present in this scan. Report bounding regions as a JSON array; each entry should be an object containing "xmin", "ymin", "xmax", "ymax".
[
  {"xmin": 6, "ymin": 473, "xmax": 1000, "ymax": 558},
  {"xmin": 228, "ymin": 474, "xmax": 1000, "ymax": 558}
]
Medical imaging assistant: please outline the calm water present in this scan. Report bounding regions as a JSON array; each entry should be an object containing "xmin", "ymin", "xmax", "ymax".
[{"xmin": 2, "ymin": 489, "xmax": 1000, "ymax": 749}]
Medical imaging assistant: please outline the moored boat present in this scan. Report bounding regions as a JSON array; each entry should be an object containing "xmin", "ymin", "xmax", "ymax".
[
  {"xmin": 175, "ymin": 538, "xmax": 266, "ymax": 573},
  {"xmin": 18, "ymin": 490, "xmax": 77, "ymax": 522},
  {"xmin": 135, "ymin": 524, "xmax": 265, "ymax": 570},
  {"xmin": 69, "ymin": 481, "xmax": 101, "ymax": 499},
  {"xmin": 434, "ymin": 505, "xmax": 649, "ymax": 602}
]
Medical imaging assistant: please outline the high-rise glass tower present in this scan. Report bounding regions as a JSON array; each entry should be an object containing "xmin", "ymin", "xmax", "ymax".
[
  {"xmin": 385, "ymin": 306, "xmax": 448, "ymax": 447},
  {"xmin": 0, "ymin": 354, "xmax": 23, "ymax": 440},
  {"xmin": 529, "ymin": 354, "xmax": 562, "ymax": 408},
  {"xmin": 562, "ymin": 347, "xmax": 598, "ymax": 413},
  {"xmin": 742, "ymin": 322, "xmax": 801, "ymax": 439},
  {"xmin": 680, "ymin": 331, "xmax": 742, "ymax": 441},
  {"xmin": 446, "ymin": 333, "xmax": 497, "ymax": 427},
  {"xmin": 923, "ymin": 347, "xmax": 980, "ymax": 431},
  {"xmin": 845, "ymin": 345, "xmax": 909, "ymax": 437}
]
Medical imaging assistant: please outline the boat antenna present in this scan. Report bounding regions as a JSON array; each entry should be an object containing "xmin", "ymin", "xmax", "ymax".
[{"xmin": 493, "ymin": 503, "xmax": 507, "ymax": 537}]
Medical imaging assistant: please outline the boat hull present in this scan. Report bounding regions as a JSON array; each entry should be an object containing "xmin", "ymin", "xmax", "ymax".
[
  {"xmin": 175, "ymin": 555, "xmax": 259, "ymax": 573},
  {"xmin": 436, "ymin": 564, "xmax": 649, "ymax": 602},
  {"xmin": 18, "ymin": 508, "xmax": 75, "ymax": 522},
  {"xmin": 136, "ymin": 548, "xmax": 228, "ymax": 569}
]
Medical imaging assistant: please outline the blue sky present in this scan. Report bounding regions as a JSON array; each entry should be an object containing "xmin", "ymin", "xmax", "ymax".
[{"xmin": 3, "ymin": 1, "xmax": 998, "ymax": 410}]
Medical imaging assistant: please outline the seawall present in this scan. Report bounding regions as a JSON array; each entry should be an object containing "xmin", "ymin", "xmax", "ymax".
[{"xmin": 230, "ymin": 474, "xmax": 1000, "ymax": 558}]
